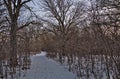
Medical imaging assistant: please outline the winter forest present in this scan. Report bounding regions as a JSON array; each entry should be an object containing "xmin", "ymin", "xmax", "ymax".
[{"xmin": 0, "ymin": 0, "xmax": 120, "ymax": 79}]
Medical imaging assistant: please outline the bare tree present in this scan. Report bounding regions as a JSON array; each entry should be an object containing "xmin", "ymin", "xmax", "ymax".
[
  {"xmin": 88, "ymin": 0, "xmax": 120, "ymax": 79},
  {"xmin": 39, "ymin": 0, "xmax": 87, "ymax": 63},
  {"xmin": 2, "ymin": 0, "xmax": 34, "ymax": 78}
]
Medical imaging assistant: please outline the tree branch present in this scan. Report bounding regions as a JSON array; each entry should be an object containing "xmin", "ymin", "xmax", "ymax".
[{"xmin": 17, "ymin": 21, "xmax": 42, "ymax": 31}]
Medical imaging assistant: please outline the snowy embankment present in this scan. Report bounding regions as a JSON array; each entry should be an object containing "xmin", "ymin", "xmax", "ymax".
[{"xmin": 20, "ymin": 51, "xmax": 77, "ymax": 79}]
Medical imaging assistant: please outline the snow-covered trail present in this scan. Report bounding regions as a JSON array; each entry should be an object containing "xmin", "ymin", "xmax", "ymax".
[{"xmin": 20, "ymin": 52, "xmax": 77, "ymax": 79}]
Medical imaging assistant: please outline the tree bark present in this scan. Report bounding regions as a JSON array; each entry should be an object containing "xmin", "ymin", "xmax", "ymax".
[{"xmin": 10, "ymin": 19, "xmax": 18, "ymax": 68}]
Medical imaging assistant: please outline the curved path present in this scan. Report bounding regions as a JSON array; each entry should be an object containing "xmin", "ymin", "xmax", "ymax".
[{"xmin": 20, "ymin": 52, "xmax": 77, "ymax": 79}]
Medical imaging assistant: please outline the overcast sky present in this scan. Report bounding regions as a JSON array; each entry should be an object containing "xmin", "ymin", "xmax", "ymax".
[{"xmin": 27, "ymin": 0, "xmax": 91, "ymax": 18}]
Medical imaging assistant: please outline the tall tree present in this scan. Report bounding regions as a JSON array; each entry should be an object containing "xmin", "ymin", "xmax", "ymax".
[
  {"xmin": 89, "ymin": 0, "xmax": 120, "ymax": 79},
  {"xmin": 3, "ymin": 0, "xmax": 32, "ymax": 71},
  {"xmin": 40, "ymin": 0, "xmax": 86, "ymax": 55}
]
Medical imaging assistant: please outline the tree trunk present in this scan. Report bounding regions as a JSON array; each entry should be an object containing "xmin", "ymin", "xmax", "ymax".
[{"xmin": 10, "ymin": 19, "xmax": 18, "ymax": 69}]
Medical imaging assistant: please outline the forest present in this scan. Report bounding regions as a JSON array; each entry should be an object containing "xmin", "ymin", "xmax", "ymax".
[{"xmin": 0, "ymin": 0, "xmax": 120, "ymax": 79}]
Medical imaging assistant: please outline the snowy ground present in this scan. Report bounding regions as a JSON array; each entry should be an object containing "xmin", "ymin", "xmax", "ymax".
[{"xmin": 20, "ymin": 51, "xmax": 77, "ymax": 79}]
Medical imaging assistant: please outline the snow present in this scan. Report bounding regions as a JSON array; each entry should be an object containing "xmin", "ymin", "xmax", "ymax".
[
  {"xmin": 20, "ymin": 51, "xmax": 77, "ymax": 79},
  {"xmin": 34, "ymin": 51, "xmax": 47, "ymax": 57}
]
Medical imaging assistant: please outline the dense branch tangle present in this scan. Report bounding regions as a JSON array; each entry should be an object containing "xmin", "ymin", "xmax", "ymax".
[{"xmin": 41, "ymin": 0, "xmax": 85, "ymax": 36}]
